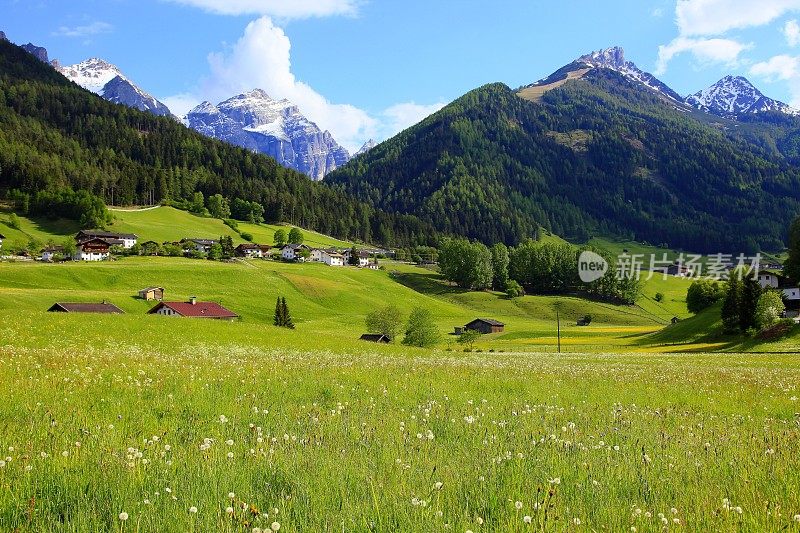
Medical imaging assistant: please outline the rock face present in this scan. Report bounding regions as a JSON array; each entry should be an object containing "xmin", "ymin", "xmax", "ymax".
[
  {"xmin": 0, "ymin": 31, "xmax": 7, "ymax": 41},
  {"xmin": 353, "ymin": 139, "xmax": 377, "ymax": 158},
  {"xmin": 686, "ymin": 75, "xmax": 799, "ymax": 117},
  {"xmin": 21, "ymin": 43, "xmax": 49, "ymax": 63},
  {"xmin": 185, "ymin": 89, "xmax": 351, "ymax": 180},
  {"xmin": 57, "ymin": 58, "xmax": 172, "ymax": 117},
  {"xmin": 575, "ymin": 46, "xmax": 684, "ymax": 102}
]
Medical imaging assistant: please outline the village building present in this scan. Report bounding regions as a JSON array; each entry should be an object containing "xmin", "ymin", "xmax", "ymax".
[
  {"xmin": 235, "ymin": 243, "xmax": 266, "ymax": 258},
  {"xmin": 41, "ymin": 245, "xmax": 65, "ymax": 262},
  {"xmin": 360, "ymin": 333, "xmax": 391, "ymax": 343},
  {"xmin": 757, "ymin": 272, "xmax": 800, "ymax": 306},
  {"xmin": 0, "ymin": 233, "xmax": 5, "ymax": 248},
  {"xmin": 48, "ymin": 302, "xmax": 124, "ymax": 314},
  {"xmin": 344, "ymin": 249, "xmax": 371, "ymax": 267},
  {"xmin": 76, "ymin": 230, "xmax": 137, "ymax": 249},
  {"xmin": 463, "ymin": 318, "xmax": 505, "ymax": 334},
  {"xmin": 182, "ymin": 239, "xmax": 217, "ymax": 253},
  {"xmin": 321, "ymin": 250, "xmax": 345, "ymax": 266},
  {"xmin": 138, "ymin": 287, "xmax": 165, "ymax": 301},
  {"xmin": 74, "ymin": 237, "xmax": 111, "ymax": 261},
  {"xmin": 148, "ymin": 297, "xmax": 238, "ymax": 320},
  {"xmin": 280, "ymin": 244, "xmax": 310, "ymax": 261}
]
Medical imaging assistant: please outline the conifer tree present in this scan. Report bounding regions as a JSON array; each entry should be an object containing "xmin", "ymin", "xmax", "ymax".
[
  {"xmin": 721, "ymin": 277, "xmax": 742, "ymax": 334},
  {"xmin": 281, "ymin": 297, "xmax": 295, "ymax": 329},
  {"xmin": 739, "ymin": 275, "xmax": 762, "ymax": 333}
]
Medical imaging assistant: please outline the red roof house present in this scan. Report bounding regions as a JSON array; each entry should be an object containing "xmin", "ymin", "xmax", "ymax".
[{"xmin": 148, "ymin": 297, "xmax": 238, "ymax": 320}]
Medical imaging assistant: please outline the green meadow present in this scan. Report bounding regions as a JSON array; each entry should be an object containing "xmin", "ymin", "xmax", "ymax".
[{"xmin": 0, "ymin": 208, "xmax": 798, "ymax": 531}]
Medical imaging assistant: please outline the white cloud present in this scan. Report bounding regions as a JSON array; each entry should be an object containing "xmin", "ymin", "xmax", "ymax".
[
  {"xmin": 750, "ymin": 54, "xmax": 800, "ymax": 106},
  {"xmin": 380, "ymin": 102, "xmax": 446, "ymax": 137},
  {"xmin": 52, "ymin": 21, "xmax": 113, "ymax": 38},
  {"xmin": 750, "ymin": 54, "xmax": 800, "ymax": 81},
  {"xmin": 163, "ymin": 0, "xmax": 359, "ymax": 19},
  {"xmin": 651, "ymin": 7, "xmax": 664, "ymax": 18},
  {"xmin": 675, "ymin": 0, "xmax": 800, "ymax": 36},
  {"xmin": 163, "ymin": 16, "xmax": 443, "ymax": 152},
  {"xmin": 785, "ymin": 19, "xmax": 800, "ymax": 46},
  {"xmin": 160, "ymin": 93, "xmax": 201, "ymax": 117},
  {"xmin": 656, "ymin": 0, "xmax": 800, "ymax": 73},
  {"xmin": 656, "ymin": 37, "xmax": 751, "ymax": 74}
]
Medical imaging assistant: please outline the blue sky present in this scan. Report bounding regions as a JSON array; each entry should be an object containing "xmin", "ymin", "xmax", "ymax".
[{"xmin": 3, "ymin": 0, "xmax": 800, "ymax": 151}]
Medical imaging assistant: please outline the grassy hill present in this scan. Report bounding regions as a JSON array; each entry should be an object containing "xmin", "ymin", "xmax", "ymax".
[
  {"xmin": 0, "ymin": 206, "xmax": 353, "ymax": 251},
  {"xmin": 1, "ymin": 252, "xmax": 792, "ymax": 353}
]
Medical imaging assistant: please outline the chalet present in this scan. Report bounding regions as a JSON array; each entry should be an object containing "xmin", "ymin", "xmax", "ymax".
[
  {"xmin": 48, "ymin": 302, "xmax": 124, "ymax": 314},
  {"xmin": 464, "ymin": 318, "xmax": 505, "ymax": 334},
  {"xmin": 74, "ymin": 238, "xmax": 111, "ymax": 261},
  {"xmin": 76, "ymin": 230, "xmax": 137, "ymax": 249},
  {"xmin": 148, "ymin": 297, "xmax": 238, "ymax": 320},
  {"xmin": 138, "ymin": 287, "xmax": 165, "ymax": 301},
  {"xmin": 360, "ymin": 333, "xmax": 391, "ymax": 343},
  {"xmin": 344, "ymin": 249, "xmax": 371, "ymax": 267},
  {"xmin": 280, "ymin": 244, "xmax": 310, "ymax": 261},
  {"xmin": 758, "ymin": 272, "xmax": 800, "ymax": 303},
  {"xmin": 182, "ymin": 239, "xmax": 217, "ymax": 253},
  {"xmin": 235, "ymin": 243, "xmax": 265, "ymax": 258},
  {"xmin": 310, "ymin": 248, "xmax": 324, "ymax": 262},
  {"xmin": 41, "ymin": 245, "xmax": 64, "ymax": 262},
  {"xmin": 322, "ymin": 250, "xmax": 345, "ymax": 267}
]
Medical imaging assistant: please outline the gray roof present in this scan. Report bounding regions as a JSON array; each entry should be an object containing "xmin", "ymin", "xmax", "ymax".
[{"xmin": 466, "ymin": 318, "xmax": 505, "ymax": 327}]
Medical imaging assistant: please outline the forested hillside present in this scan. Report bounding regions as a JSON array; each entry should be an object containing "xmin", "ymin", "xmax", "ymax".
[
  {"xmin": 327, "ymin": 70, "xmax": 800, "ymax": 253},
  {"xmin": 0, "ymin": 39, "xmax": 433, "ymax": 246}
]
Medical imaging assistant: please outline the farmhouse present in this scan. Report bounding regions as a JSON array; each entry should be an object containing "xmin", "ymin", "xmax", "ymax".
[
  {"xmin": 344, "ymin": 249, "xmax": 371, "ymax": 267},
  {"xmin": 235, "ymin": 243, "xmax": 266, "ymax": 258},
  {"xmin": 464, "ymin": 318, "xmax": 505, "ymax": 334},
  {"xmin": 148, "ymin": 297, "xmax": 238, "ymax": 320},
  {"xmin": 757, "ymin": 272, "xmax": 800, "ymax": 304},
  {"xmin": 76, "ymin": 230, "xmax": 137, "ymax": 249},
  {"xmin": 322, "ymin": 250, "xmax": 345, "ymax": 266},
  {"xmin": 41, "ymin": 245, "xmax": 64, "ymax": 262},
  {"xmin": 0, "ymin": 233, "xmax": 4, "ymax": 247},
  {"xmin": 138, "ymin": 287, "xmax": 164, "ymax": 301},
  {"xmin": 74, "ymin": 237, "xmax": 111, "ymax": 261},
  {"xmin": 182, "ymin": 239, "xmax": 217, "ymax": 253},
  {"xmin": 48, "ymin": 302, "xmax": 124, "ymax": 314},
  {"xmin": 360, "ymin": 333, "xmax": 391, "ymax": 343},
  {"xmin": 280, "ymin": 244, "xmax": 310, "ymax": 261}
]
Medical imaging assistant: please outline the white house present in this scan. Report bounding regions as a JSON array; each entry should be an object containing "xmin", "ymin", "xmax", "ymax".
[
  {"xmin": 235, "ymin": 243, "xmax": 264, "ymax": 258},
  {"xmin": 344, "ymin": 249, "xmax": 371, "ymax": 267},
  {"xmin": 182, "ymin": 239, "xmax": 217, "ymax": 253},
  {"xmin": 280, "ymin": 244, "xmax": 309, "ymax": 261},
  {"xmin": 322, "ymin": 250, "xmax": 345, "ymax": 266},
  {"xmin": 41, "ymin": 245, "xmax": 64, "ymax": 262},
  {"xmin": 0, "ymin": 233, "xmax": 4, "ymax": 248},
  {"xmin": 310, "ymin": 248, "xmax": 324, "ymax": 262},
  {"xmin": 758, "ymin": 272, "xmax": 782, "ymax": 289},
  {"xmin": 76, "ymin": 230, "xmax": 137, "ymax": 249},
  {"xmin": 73, "ymin": 238, "xmax": 111, "ymax": 261}
]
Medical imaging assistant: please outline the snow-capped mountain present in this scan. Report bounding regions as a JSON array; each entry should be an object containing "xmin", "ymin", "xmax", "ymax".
[
  {"xmin": 686, "ymin": 75, "xmax": 799, "ymax": 117},
  {"xmin": 57, "ymin": 58, "xmax": 172, "ymax": 117},
  {"xmin": 575, "ymin": 46, "xmax": 684, "ymax": 102},
  {"xmin": 354, "ymin": 139, "xmax": 377, "ymax": 158},
  {"xmin": 185, "ymin": 89, "xmax": 350, "ymax": 180}
]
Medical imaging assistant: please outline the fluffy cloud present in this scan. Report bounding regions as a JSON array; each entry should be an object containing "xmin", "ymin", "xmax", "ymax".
[
  {"xmin": 164, "ymin": 17, "xmax": 443, "ymax": 151},
  {"xmin": 380, "ymin": 102, "xmax": 446, "ymax": 138},
  {"xmin": 675, "ymin": 0, "xmax": 800, "ymax": 36},
  {"xmin": 163, "ymin": 0, "xmax": 359, "ymax": 19},
  {"xmin": 52, "ymin": 21, "xmax": 113, "ymax": 38},
  {"xmin": 750, "ymin": 54, "xmax": 800, "ymax": 106},
  {"xmin": 656, "ymin": 0, "xmax": 800, "ymax": 73},
  {"xmin": 656, "ymin": 37, "xmax": 751, "ymax": 74},
  {"xmin": 785, "ymin": 19, "xmax": 800, "ymax": 46}
]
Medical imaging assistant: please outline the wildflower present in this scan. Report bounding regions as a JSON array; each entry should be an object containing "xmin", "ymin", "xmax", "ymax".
[
  {"xmin": 573, "ymin": 518, "xmax": 581, "ymax": 525},
  {"xmin": 61, "ymin": 451, "xmax": 69, "ymax": 457},
  {"xmin": 794, "ymin": 514, "xmax": 800, "ymax": 523},
  {"xmin": 226, "ymin": 439, "xmax": 234, "ymax": 446},
  {"xmin": 119, "ymin": 512, "xmax": 129, "ymax": 521},
  {"xmin": 253, "ymin": 529, "xmax": 262, "ymax": 533},
  {"xmin": 515, "ymin": 501, "xmax": 523, "ymax": 510},
  {"xmin": 228, "ymin": 492, "xmax": 236, "ymax": 499},
  {"xmin": 189, "ymin": 506, "xmax": 198, "ymax": 514},
  {"xmin": 523, "ymin": 515, "xmax": 532, "ymax": 524},
  {"xmin": 734, "ymin": 507, "xmax": 743, "ymax": 514},
  {"xmin": 227, "ymin": 452, "xmax": 234, "ymax": 459},
  {"xmin": 549, "ymin": 477, "xmax": 561, "ymax": 485},
  {"xmin": 434, "ymin": 481, "xmax": 443, "ymax": 490},
  {"xmin": 475, "ymin": 517, "xmax": 483, "ymax": 525},
  {"xmin": 270, "ymin": 522, "xmax": 280, "ymax": 531},
  {"xmin": 226, "ymin": 507, "xmax": 234, "ymax": 514},
  {"xmin": 0, "ymin": 460, "xmax": 5, "ymax": 468}
]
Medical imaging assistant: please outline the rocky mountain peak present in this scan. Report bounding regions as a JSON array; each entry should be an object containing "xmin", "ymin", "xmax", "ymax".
[{"xmin": 686, "ymin": 75, "xmax": 799, "ymax": 117}]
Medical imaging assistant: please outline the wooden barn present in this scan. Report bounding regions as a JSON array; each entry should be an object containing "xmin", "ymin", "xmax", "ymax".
[
  {"xmin": 360, "ymin": 333, "xmax": 391, "ymax": 343},
  {"xmin": 464, "ymin": 318, "xmax": 505, "ymax": 334}
]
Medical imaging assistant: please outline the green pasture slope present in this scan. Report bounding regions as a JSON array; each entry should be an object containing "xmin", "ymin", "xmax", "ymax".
[{"xmin": 0, "ymin": 206, "xmax": 352, "ymax": 250}]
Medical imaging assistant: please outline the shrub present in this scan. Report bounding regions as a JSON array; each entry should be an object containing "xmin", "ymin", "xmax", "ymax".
[
  {"xmin": 402, "ymin": 307, "xmax": 440, "ymax": 348},
  {"xmin": 654, "ymin": 292, "xmax": 664, "ymax": 302},
  {"xmin": 241, "ymin": 232, "xmax": 253, "ymax": 242}
]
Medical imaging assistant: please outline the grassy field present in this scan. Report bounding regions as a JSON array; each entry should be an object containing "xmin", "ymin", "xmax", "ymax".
[{"xmin": 0, "ymin": 253, "xmax": 798, "ymax": 530}]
